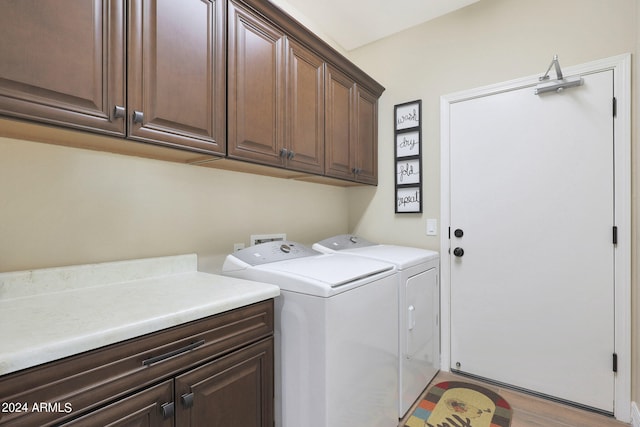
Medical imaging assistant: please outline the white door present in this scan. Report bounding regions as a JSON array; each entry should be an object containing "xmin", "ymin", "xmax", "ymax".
[{"xmin": 449, "ymin": 70, "xmax": 615, "ymax": 412}]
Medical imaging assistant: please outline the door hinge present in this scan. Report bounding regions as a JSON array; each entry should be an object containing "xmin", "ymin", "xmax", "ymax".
[
  {"xmin": 612, "ymin": 226, "xmax": 618, "ymax": 245},
  {"xmin": 612, "ymin": 353, "xmax": 618, "ymax": 373},
  {"xmin": 612, "ymin": 97, "xmax": 617, "ymax": 118}
]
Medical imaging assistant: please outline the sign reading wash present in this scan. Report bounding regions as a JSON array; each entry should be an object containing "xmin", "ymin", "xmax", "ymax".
[
  {"xmin": 395, "ymin": 102, "xmax": 421, "ymax": 130},
  {"xmin": 394, "ymin": 100, "xmax": 422, "ymax": 213}
]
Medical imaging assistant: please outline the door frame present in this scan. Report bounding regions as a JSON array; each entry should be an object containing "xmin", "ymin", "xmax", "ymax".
[{"xmin": 439, "ymin": 53, "xmax": 631, "ymax": 422}]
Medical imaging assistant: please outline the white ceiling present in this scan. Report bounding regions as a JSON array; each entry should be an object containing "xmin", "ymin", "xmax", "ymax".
[{"xmin": 273, "ymin": 0, "xmax": 481, "ymax": 51}]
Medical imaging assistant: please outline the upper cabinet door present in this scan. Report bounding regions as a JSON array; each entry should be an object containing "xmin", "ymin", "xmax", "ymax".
[
  {"xmin": 0, "ymin": 0, "xmax": 125, "ymax": 135},
  {"xmin": 128, "ymin": 0, "xmax": 226, "ymax": 154},
  {"xmin": 227, "ymin": 0, "xmax": 286, "ymax": 166},
  {"xmin": 324, "ymin": 65, "xmax": 356, "ymax": 181},
  {"xmin": 354, "ymin": 87, "xmax": 378, "ymax": 185},
  {"xmin": 285, "ymin": 39, "xmax": 325, "ymax": 174},
  {"xmin": 324, "ymin": 65, "xmax": 379, "ymax": 185}
]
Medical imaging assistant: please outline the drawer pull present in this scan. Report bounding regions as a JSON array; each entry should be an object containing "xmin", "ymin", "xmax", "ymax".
[
  {"xmin": 133, "ymin": 110, "xmax": 144, "ymax": 123},
  {"xmin": 113, "ymin": 105, "xmax": 126, "ymax": 119},
  {"xmin": 142, "ymin": 339, "xmax": 205, "ymax": 366},
  {"xmin": 161, "ymin": 402, "xmax": 175, "ymax": 419},
  {"xmin": 181, "ymin": 392, "xmax": 194, "ymax": 408}
]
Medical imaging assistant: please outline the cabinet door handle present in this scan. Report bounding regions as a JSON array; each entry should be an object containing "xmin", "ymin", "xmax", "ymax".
[
  {"xmin": 113, "ymin": 105, "xmax": 125, "ymax": 119},
  {"xmin": 287, "ymin": 151, "xmax": 295, "ymax": 160},
  {"xmin": 161, "ymin": 402, "xmax": 175, "ymax": 419},
  {"xmin": 181, "ymin": 392, "xmax": 194, "ymax": 408},
  {"xmin": 142, "ymin": 339, "xmax": 205, "ymax": 366},
  {"xmin": 133, "ymin": 110, "xmax": 144, "ymax": 123},
  {"xmin": 279, "ymin": 148, "xmax": 288, "ymax": 158}
]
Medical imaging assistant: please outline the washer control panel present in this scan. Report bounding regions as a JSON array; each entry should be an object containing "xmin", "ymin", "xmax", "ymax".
[{"xmin": 231, "ymin": 241, "xmax": 319, "ymax": 266}]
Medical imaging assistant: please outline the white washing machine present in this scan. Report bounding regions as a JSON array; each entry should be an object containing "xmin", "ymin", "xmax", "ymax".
[
  {"xmin": 313, "ymin": 235, "xmax": 440, "ymax": 418},
  {"xmin": 222, "ymin": 241, "xmax": 399, "ymax": 427}
]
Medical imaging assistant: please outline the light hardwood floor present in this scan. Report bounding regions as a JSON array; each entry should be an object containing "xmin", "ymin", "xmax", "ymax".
[{"xmin": 400, "ymin": 371, "xmax": 630, "ymax": 427}]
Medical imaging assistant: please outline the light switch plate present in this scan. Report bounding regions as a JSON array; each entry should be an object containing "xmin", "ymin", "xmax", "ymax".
[{"xmin": 426, "ymin": 219, "xmax": 438, "ymax": 236}]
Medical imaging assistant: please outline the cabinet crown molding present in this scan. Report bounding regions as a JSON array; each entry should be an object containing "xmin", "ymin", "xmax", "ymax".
[{"xmin": 237, "ymin": 0, "xmax": 385, "ymax": 97}]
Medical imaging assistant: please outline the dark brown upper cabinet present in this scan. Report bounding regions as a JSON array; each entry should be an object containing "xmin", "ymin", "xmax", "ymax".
[
  {"xmin": 229, "ymin": 0, "xmax": 383, "ymax": 183},
  {"xmin": 325, "ymin": 65, "xmax": 378, "ymax": 184},
  {"xmin": 0, "ymin": 0, "xmax": 126, "ymax": 135},
  {"xmin": 227, "ymin": 0, "xmax": 286, "ymax": 166},
  {"xmin": 227, "ymin": 1, "xmax": 325, "ymax": 175},
  {"xmin": 354, "ymin": 86, "xmax": 379, "ymax": 185},
  {"xmin": 284, "ymin": 39, "xmax": 325, "ymax": 175},
  {"xmin": 324, "ymin": 65, "xmax": 355, "ymax": 181},
  {"xmin": 0, "ymin": 0, "xmax": 226, "ymax": 155},
  {"xmin": 127, "ymin": 0, "xmax": 226, "ymax": 154},
  {"xmin": 0, "ymin": 0, "xmax": 384, "ymax": 184}
]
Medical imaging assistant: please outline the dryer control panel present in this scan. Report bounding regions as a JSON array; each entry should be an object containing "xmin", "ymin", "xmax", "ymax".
[
  {"xmin": 315, "ymin": 234, "xmax": 376, "ymax": 251},
  {"xmin": 231, "ymin": 241, "xmax": 320, "ymax": 266}
]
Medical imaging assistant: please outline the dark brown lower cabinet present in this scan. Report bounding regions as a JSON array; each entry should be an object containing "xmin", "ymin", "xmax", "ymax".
[
  {"xmin": 0, "ymin": 300, "xmax": 274, "ymax": 427},
  {"xmin": 60, "ymin": 338, "xmax": 273, "ymax": 427},
  {"xmin": 176, "ymin": 338, "xmax": 273, "ymax": 427}
]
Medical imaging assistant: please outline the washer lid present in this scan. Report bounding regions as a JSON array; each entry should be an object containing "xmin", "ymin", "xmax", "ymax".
[
  {"xmin": 256, "ymin": 253, "xmax": 393, "ymax": 288},
  {"xmin": 222, "ymin": 242, "xmax": 396, "ymax": 297}
]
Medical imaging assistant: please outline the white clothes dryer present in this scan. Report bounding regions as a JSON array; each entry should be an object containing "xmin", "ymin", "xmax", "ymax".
[
  {"xmin": 313, "ymin": 235, "xmax": 440, "ymax": 418},
  {"xmin": 222, "ymin": 241, "xmax": 399, "ymax": 427}
]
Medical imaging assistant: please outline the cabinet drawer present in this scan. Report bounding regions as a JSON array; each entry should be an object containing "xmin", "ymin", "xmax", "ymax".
[
  {"xmin": 59, "ymin": 380, "xmax": 174, "ymax": 427},
  {"xmin": 0, "ymin": 300, "xmax": 273, "ymax": 426}
]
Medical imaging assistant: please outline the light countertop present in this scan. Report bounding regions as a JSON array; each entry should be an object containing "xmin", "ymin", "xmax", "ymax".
[{"xmin": 0, "ymin": 254, "xmax": 280, "ymax": 376}]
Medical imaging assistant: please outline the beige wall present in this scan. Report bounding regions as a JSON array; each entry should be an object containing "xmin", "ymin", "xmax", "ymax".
[
  {"xmin": 346, "ymin": 0, "xmax": 639, "ymax": 407},
  {"xmin": 0, "ymin": 137, "xmax": 349, "ymax": 273}
]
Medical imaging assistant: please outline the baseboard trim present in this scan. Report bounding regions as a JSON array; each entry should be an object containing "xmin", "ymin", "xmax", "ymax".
[{"xmin": 631, "ymin": 401, "xmax": 640, "ymax": 427}]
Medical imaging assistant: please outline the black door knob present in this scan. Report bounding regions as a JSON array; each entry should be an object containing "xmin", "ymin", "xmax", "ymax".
[
  {"xmin": 454, "ymin": 228, "xmax": 464, "ymax": 238},
  {"xmin": 453, "ymin": 247, "xmax": 464, "ymax": 257}
]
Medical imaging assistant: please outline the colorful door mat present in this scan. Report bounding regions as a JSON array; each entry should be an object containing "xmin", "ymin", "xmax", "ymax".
[{"xmin": 404, "ymin": 381, "xmax": 512, "ymax": 427}]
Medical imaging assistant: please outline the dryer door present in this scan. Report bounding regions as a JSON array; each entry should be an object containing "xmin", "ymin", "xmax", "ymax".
[
  {"xmin": 406, "ymin": 268, "xmax": 438, "ymax": 359},
  {"xmin": 402, "ymin": 267, "xmax": 439, "ymax": 415}
]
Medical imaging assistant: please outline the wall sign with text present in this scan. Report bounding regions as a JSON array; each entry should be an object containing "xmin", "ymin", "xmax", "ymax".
[{"xmin": 394, "ymin": 100, "xmax": 422, "ymax": 213}]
